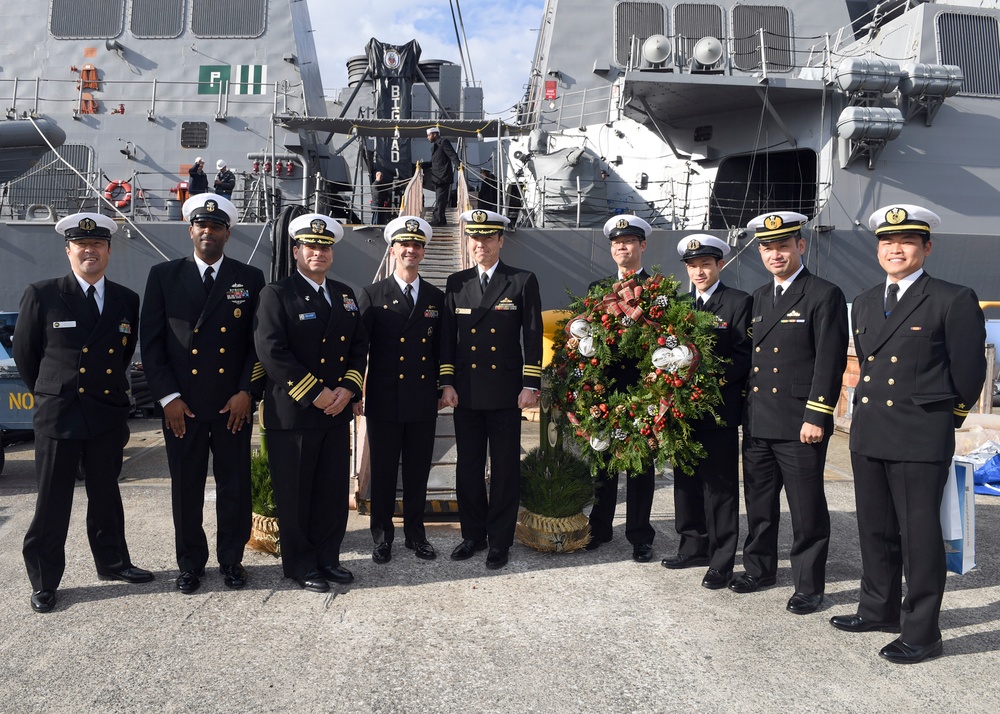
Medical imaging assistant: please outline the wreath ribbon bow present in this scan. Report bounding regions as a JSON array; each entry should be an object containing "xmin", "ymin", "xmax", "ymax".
[{"xmin": 602, "ymin": 278, "xmax": 652, "ymax": 324}]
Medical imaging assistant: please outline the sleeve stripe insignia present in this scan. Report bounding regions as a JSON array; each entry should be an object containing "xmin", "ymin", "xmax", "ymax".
[
  {"xmin": 806, "ymin": 400, "xmax": 835, "ymax": 415},
  {"xmin": 289, "ymin": 373, "xmax": 318, "ymax": 401}
]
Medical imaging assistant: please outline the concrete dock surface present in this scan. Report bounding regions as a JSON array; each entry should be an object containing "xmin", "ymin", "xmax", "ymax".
[{"xmin": 0, "ymin": 417, "xmax": 998, "ymax": 713}]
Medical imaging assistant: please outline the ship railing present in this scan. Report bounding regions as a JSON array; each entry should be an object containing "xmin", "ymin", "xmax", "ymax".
[{"xmin": 0, "ymin": 76, "xmax": 309, "ymax": 121}]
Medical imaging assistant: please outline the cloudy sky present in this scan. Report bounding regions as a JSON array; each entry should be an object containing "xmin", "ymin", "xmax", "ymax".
[{"xmin": 306, "ymin": 0, "xmax": 546, "ymax": 118}]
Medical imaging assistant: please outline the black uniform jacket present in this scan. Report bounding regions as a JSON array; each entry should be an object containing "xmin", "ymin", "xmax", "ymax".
[
  {"xmin": 141, "ymin": 256, "xmax": 266, "ymax": 418},
  {"xmin": 359, "ymin": 276, "xmax": 444, "ymax": 422},
  {"xmin": 13, "ymin": 274, "xmax": 139, "ymax": 439},
  {"xmin": 744, "ymin": 269, "xmax": 848, "ymax": 441},
  {"xmin": 693, "ymin": 282, "xmax": 752, "ymax": 430},
  {"xmin": 254, "ymin": 272, "xmax": 367, "ymax": 430},
  {"xmin": 440, "ymin": 262, "xmax": 543, "ymax": 410},
  {"xmin": 850, "ymin": 272, "xmax": 986, "ymax": 462},
  {"xmin": 429, "ymin": 136, "xmax": 459, "ymax": 186}
]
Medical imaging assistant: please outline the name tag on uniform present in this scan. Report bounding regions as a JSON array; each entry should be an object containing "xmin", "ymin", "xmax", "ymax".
[
  {"xmin": 53, "ymin": 321, "xmax": 77, "ymax": 329},
  {"xmin": 455, "ymin": 307, "xmax": 472, "ymax": 315},
  {"xmin": 752, "ymin": 316, "xmax": 763, "ymax": 323},
  {"xmin": 299, "ymin": 312, "xmax": 317, "ymax": 321}
]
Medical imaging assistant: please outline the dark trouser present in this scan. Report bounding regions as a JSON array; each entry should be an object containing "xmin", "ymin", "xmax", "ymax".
[
  {"xmin": 163, "ymin": 417, "xmax": 251, "ymax": 573},
  {"xmin": 432, "ymin": 182, "xmax": 451, "ymax": 225},
  {"xmin": 23, "ymin": 426, "xmax": 132, "ymax": 591},
  {"xmin": 589, "ymin": 461, "xmax": 656, "ymax": 546},
  {"xmin": 673, "ymin": 427, "xmax": 740, "ymax": 572},
  {"xmin": 453, "ymin": 405, "xmax": 521, "ymax": 549},
  {"xmin": 741, "ymin": 435, "xmax": 831, "ymax": 595},
  {"xmin": 367, "ymin": 417, "xmax": 436, "ymax": 546},
  {"xmin": 851, "ymin": 454, "xmax": 949, "ymax": 645},
  {"xmin": 267, "ymin": 426, "xmax": 349, "ymax": 579}
]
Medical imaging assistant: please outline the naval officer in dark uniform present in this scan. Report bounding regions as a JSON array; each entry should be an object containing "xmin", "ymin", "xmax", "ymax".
[
  {"xmin": 357, "ymin": 215, "xmax": 443, "ymax": 564},
  {"xmin": 831, "ymin": 205, "xmax": 986, "ymax": 664},
  {"xmin": 661, "ymin": 234, "xmax": 751, "ymax": 589},
  {"xmin": 254, "ymin": 213, "xmax": 367, "ymax": 592},
  {"xmin": 14, "ymin": 213, "xmax": 153, "ymax": 613},
  {"xmin": 439, "ymin": 209, "xmax": 543, "ymax": 570},
  {"xmin": 426, "ymin": 127, "xmax": 460, "ymax": 227},
  {"xmin": 140, "ymin": 193, "xmax": 266, "ymax": 594},
  {"xmin": 585, "ymin": 214, "xmax": 657, "ymax": 562},
  {"xmin": 731, "ymin": 212, "xmax": 848, "ymax": 615}
]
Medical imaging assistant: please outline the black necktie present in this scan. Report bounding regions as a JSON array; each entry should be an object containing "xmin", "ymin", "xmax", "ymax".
[
  {"xmin": 315, "ymin": 285, "xmax": 330, "ymax": 318},
  {"xmin": 773, "ymin": 284, "xmax": 783, "ymax": 305},
  {"xmin": 481, "ymin": 272, "xmax": 489, "ymax": 294},
  {"xmin": 885, "ymin": 282, "xmax": 899, "ymax": 316},
  {"xmin": 404, "ymin": 283, "xmax": 414, "ymax": 310},
  {"xmin": 204, "ymin": 266, "xmax": 215, "ymax": 295},
  {"xmin": 696, "ymin": 296, "xmax": 705, "ymax": 311},
  {"xmin": 86, "ymin": 284, "xmax": 100, "ymax": 322}
]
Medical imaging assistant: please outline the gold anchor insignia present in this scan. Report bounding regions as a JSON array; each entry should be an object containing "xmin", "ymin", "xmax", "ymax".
[
  {"xmin": 886, "ymin": 207, "xmax": 907, "ymax": 224},
  {"xmin": 79, "ymin": 217, "xmax": 96, "ymax": 231},
  {"xmin": 616, "ymin": 217, "xmax": 630, "ymax": 230},
  {"xmin": 764, "ymin": 215, "xmax": 783, "ymax": 231},
  {"xmin": 687, "ymin": 239, "xmax": 701, "ymax": 250},
  {"xmin": 205, "ymin": 200, "xmax": 217, "ymax": 212},
  {"xmin": 472, "ymin": 210, "xmax": 488, "ymax": 223},
  {"xmin": 310, "ymin": 219, "xmax": 326, "ymax": 235},
  {"xmin": 405, "ymin": 219, "xmax": 420, "ymax": 233}
]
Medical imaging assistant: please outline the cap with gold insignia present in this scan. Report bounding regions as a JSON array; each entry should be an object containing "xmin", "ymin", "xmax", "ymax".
[
  {"xmin": 384, "ymin": 215, "xmax": 432, "ymax": 245},
  {"xmin": 288, "ymin": 212, "xmax": 344, "ymax": 245},
  {"xmin": 56, "ymin": 212, "xmax": 118, "ymax": 241},
  {"xmin": 603, "ymin": 214, "xmax": 652, "ymax": 241},
  {"xmin": 460, "ymin": 209, "xmax": 510, "ymax": 236},
  {"xmin": 182, "ymin": 193, "xmax": 237, "ymax": 227},
  {"xmin": 676, "ymin": 234, "xmax": 730, "ymax": 261},
  {"xmin": 868, "ymin": 204, "xmax": 940, "ymax": 237},
  {"xmin": 747, "ymin": 211, "xmax": 808, "ymax": 243}
]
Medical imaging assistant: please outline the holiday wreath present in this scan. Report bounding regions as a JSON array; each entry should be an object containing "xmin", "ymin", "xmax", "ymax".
[{"xmin": 544, "ymin": 270, "xmax": 726, "ymax": 477}]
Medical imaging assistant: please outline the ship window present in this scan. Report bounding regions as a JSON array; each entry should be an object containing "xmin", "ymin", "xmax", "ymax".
[
  {"xmin": 708, "ymin": 149, "xmax": 817, "ymax": 229},
  {"xmin": 191, "ymin": 0, "xmax": 267, "ymax": 39},
  {"xmin": 674, "ymin": 4, "xmax": 725, "ymax": 67},
  {"xmin": 614, "ymin": 2, "xmax": 667, "ymax": 67},
  {"xmin": 731, "ymin": 5, "xmax": 792, "ymax": 72},
  {"xmin": 50, "ymin": 0, "xmax": 125, "ymax": 39},
  {"xmin": 181, "ymin": 122, "xmax": 209, "ymax": 149},
  {"xmin": 130, "ymin": 0, "xmax": 184, "ymax": 39},
  {"xmin": 937, "ymin": 12, "xmax": 1000, "ymax": 97}
]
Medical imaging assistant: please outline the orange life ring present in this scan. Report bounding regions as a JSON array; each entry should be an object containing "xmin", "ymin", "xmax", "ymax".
[{"xmin": 104, "ymin": 179, "xmax": 132, "ymax": 208}]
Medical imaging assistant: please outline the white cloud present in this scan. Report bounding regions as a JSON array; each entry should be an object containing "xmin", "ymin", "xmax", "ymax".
[{"xmin": 306, "ymin": 0, "xmax": 544, "ymax": 117}]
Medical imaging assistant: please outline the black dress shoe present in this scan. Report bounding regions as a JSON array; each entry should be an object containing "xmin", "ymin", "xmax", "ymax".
[
  {"xmin": 318, "ymin": 564, "xmax": 355, "ymax": 584},
  {"xmin": 786, "ymin": 592, "xmax": 824, "ymax": 614},
  {"xmin": 585, "ymin": 534, "xmax": 611, "ymax": 551},
  {"xmin": 661, "ymin": 553, "xmax": 711, "ymax": 570},
  {"xmin": 632, "ymin": 543, "xmax": 654, "ymax": 563},
  {"xmin": 176, "ymin": 570, "xmax": 202, "ymax": 594},
  {"xmin": 220, "ymin": 563, "xmax": 247, "ymax": 589},
  {"xmin": 30, "ymin": 589, "xmax": 56, "ymax": 613},
  {"xmin": 450, "ymin": 538, "xmax": 488, "ymax": 560},
  {"xmin": 372, "ymin": 542, "xmax": 392, "ymax": 564},
  {"xmin": 728, "ymin": 573, "xmax": 777, "ymax": 593},
  {"xmin": 701, "ymin": 569, "xmax": 732, "ymax": 590},
  {"xmin": 879, "ymin": 638, "xmax": 943, "ymax": 665},
  {"xmin": 830, "ymin": 614, "xmax": 901, "ymax": 633},
  {"xmin": 296, "ymin": 571, "xmax": 330, "ymax": 593},
  {"xmin": 405, "ymin": 539, "xmax": 437, "ymax": 560},
  {"xmin": 485, "ymin": 547, "xmax": 509, "ymax": 570},
  {"xmin": 98, "ymin": 566, "xmax": 154, "ymax": 584}
]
